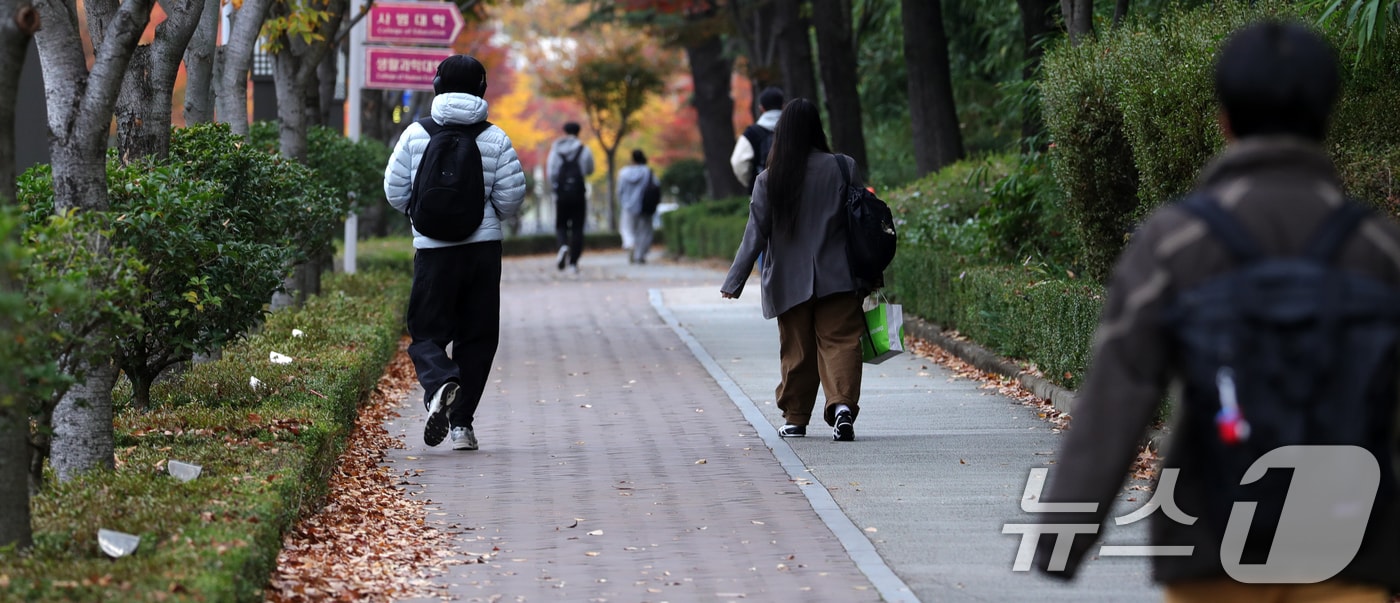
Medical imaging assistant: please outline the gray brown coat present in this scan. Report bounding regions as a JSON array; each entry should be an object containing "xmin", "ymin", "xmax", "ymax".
[{"xmin": 722, "ymin": 152, "xmax": 862, "ymax": 318}]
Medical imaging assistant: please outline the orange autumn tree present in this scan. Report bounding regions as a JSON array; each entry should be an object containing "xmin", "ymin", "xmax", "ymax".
[{"xmin": 540, "ymin": 31, "xmax": 673, "ymax": 231}]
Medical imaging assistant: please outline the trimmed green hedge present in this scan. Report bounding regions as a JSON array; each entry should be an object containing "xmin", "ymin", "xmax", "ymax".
[
  {"xmin": 1043, "ymin": 0, "xmax": 1400, "ymax": 280},
  {"xmin": 1, "ymin": 261, "xmax": 410, "ymax": 601},
  {"xmin": 661, "ymin": 197, "xmax": 748, "ymax": 260},
  {"xmin": 349, "ymin": 232, "xmax": 650, "ymax": 271},
  {"xmin": 886, "ymin": 157, "xmax": 1100, "ymax": 389}
]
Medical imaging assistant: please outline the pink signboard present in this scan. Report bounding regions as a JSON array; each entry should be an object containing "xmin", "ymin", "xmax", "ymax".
[
  {"xmin": 366, "ymin": 1, "xmax": 464, "ymax": 46},
  {"xmin": 365, "ymin": 47, "xmax": 454, "ymax": 90}
]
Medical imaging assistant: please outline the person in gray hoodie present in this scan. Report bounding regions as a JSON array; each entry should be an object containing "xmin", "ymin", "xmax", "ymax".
[
  {"xmin": 617, "ymin": 149, "xmax": 658, "ymax": 264},
  {"xmin": 383, "ymin": 55, "xmax": 527, "ymax": 452}
]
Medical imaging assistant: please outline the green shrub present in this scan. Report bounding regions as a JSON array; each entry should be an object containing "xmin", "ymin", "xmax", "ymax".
[
  {"xmin": 661, "ymin": 158, "xmax": 707, "ymax": 206},
  {"xmin": 170, "ymin": 124, "xmax": 347, "ymax": 268},
  {"xmin": 883, "ymin": 154, "xmax": 1100, "ymax": 390},
  {"xmin": 19, "ymin": 159, "xmax": 292, "ymax": 411},
  {"xmin": 661, "ymin": 197, "xmax": 748, "ymax": 260},
  {"xmin": 1042, "ymin": 1, "xmax": 1400, "ymax": 281},
  {"xmin": 1, "ymin": 268, "xmax": 408, "ymax": 602}
]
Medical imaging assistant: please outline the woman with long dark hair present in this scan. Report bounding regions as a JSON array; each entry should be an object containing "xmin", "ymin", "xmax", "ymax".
[{"xmin": 720, "ymin": 98, "xmax": 866, "ymax": 441}]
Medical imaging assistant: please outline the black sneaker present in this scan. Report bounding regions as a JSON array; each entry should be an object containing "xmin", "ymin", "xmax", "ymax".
[
  {"xmin": 833, "ymin": 409, "xmax": 855, "ymax": 442},
  {"xmin": 777, "ymin": 424, "xmax": 806, "ymax": 438},
  {"xmin": 424, "ymin": 382, "xmax": 459, "ymax": 447}
]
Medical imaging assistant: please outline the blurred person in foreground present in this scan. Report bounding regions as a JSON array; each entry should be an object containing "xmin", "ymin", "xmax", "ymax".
[{"xmin": 1031, "ymin": 21, "xmax": 1400, "ymax": 602}]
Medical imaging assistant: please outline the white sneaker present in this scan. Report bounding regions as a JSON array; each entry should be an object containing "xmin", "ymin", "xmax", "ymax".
[
  {"xmin": 569, "ymin": 264, "xmax": 580, "ymax": 275},
  {"xmin": 450, "ymin": 426, "xmax": 478, "ymax": 451},
  {"xmin": 424, "ymin": 382, "xmax": 459, "ymax": 447},
  {"xmin": 556, "ymin": 246, "xmax": 569, "ymax": 271}
]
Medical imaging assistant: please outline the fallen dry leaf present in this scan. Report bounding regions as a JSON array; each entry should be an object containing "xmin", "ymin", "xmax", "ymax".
[{"xmin": 265, "ymin": 337, "xmax": 464, "ymax": 603}]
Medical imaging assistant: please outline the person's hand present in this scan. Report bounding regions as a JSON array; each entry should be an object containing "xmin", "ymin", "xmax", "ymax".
[{"xmin": 721, "ymin": 291, "xmax": 737, "ymax": 299}]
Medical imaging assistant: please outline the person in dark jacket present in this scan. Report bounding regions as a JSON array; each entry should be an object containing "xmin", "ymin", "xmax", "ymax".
[
  {"xmin": 1031, "ymin": 22, "xmax": 1400, "ymax": 602},
  {"xmin": 721, "ymin": 98, "xmax": 866, "ymax": 442}
]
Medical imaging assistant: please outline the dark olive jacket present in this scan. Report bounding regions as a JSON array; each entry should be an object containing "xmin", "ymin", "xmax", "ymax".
[{"xmin": 1034, "ymin": 137, "xmax": 1400, "ymax": 591}]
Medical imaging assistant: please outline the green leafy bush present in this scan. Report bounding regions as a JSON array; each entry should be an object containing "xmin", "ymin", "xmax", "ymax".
[
  {"xmin": 660, "ymin": 158, "xmax": 707, "ymax": 206},
  {"xmin": 660, "ymin": 197, "xmax": 748, "ymax": 260},
  {"xmin": 171, "ymin": 124, "xmax": 346, "ymax": 268},
  {"xmin": 1042, "ymin": 0, "xmax": 1400, "ymax": 280},
  {"xmin": 883, "ymin": 154, "xmax": 1098, "ymax": 389},
  {"xmin": 19, "ymin": 159, "xmax": 291, "ymax": 410}
]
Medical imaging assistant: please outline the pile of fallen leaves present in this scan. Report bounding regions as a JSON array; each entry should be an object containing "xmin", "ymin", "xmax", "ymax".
[
  {"xmin": 906, "ymin": 334, "xmax": 1160, "ymax": 481},
  {"xmin": 265, "ymin": 338, "xmax": 463, "ymax": 602}
]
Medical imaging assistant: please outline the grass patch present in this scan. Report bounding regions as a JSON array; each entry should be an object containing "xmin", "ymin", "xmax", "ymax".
[{"xmin": 1, "ymin": 251, "xmax": 412, "ymax": 601}]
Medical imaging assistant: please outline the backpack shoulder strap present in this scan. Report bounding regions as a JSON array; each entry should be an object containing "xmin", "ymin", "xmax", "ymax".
[
  {"xmin": 1177, "ymin": 193, "xmax": 1262, "ymax": 262},
  {"xmin": 833, "ymin": 154, "xmax": 851, "ymax": 189},
  {"xmin": 417, "ymin": 116, "xmax": 442, "ymax": 136},
  {"xmin": 1303, "ymin": 201, "xmax": 1371, "ymax": 263},
  {"xmin": 565, "ymin": 146, "xmax": 584, "ymax": 163},
  {"xmin": 464, "ymin": 120, "xmax": 492, "ymax": 139}
]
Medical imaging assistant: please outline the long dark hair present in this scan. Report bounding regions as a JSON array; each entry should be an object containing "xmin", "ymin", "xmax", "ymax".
[{"xmin": 764, "ymin": 98, "xmax": 830, "ymax": 232}]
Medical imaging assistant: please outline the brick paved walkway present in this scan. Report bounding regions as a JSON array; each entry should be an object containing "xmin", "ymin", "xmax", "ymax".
[{"xmin": 386, "ymin": 252, "xmax": 884, "ymax": 602}]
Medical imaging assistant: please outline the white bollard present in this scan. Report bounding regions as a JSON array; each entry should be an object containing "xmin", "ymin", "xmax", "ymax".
[{"xmin": 343, "ymin": 212, "xmax": 358, "ymax": 274}]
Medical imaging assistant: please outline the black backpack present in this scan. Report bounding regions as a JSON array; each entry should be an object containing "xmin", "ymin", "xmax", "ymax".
[
  {"xmin": 1166, "ymin": 194, "xmax": 1400, "ymax": 551},
  {"xmin": 556, "ymin": 147, "xmax": 587, "ymax": 204},
  {"xmin": 641, "ymin": 171, "xmax": 662, "ymax": 216},
  {"xmin": 407, "ymin": 117, "xmax": 491, "ymax": 241},
  {"xmin": 835, "ymin": 155, "xmax": 896, "ymax": 288},
  {"xmin": 742, "ymin": 124, "xmax": 774, "ymax": 191}
]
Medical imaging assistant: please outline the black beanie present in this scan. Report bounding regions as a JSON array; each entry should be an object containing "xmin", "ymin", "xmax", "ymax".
[{"xmin": 435, "ymin": 55, "xmax": 488, "ymax": 96}]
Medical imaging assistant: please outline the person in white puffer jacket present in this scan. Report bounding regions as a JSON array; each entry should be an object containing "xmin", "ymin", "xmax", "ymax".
[{"xmin": 383, "ymin": 55, "xmax": 526, "ymax": 453}]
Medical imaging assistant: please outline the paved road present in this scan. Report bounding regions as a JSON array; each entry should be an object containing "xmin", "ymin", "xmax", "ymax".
[{"xmin": 386, "ymin": 249, "xmax": 1160, "ymax": 602}]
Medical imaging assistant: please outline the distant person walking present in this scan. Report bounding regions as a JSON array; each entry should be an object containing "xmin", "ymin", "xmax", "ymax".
[
  {"xmin": 617, "ymin": 149, "xmax": 659, "ymax": 264},
  {"xmin": 1031, "ymin": 22, "xmax": 1400, "ymax": 601},
  {"xmin": 721, "ymin": 98, "xmax": 866, "ymax": 442},
  {"xmin": 548, "ymin": 122, "xmax": 595, "ymax": 274},
  {"xmin": 383, "ymin": 55, "xmax": 526, "ymax": 451},
  {"xmin": 730, "ymin": 87, "xmax": 784, "ymax": 192}
]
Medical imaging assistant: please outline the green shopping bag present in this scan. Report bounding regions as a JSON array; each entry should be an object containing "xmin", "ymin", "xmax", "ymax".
[{"xmin": 859, "ymin": 301, "xmax": 905, "ymax": 364}]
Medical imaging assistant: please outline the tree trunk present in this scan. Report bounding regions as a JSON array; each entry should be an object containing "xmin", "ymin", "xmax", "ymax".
[
  {"xmin": 49, "ymin": 359, "xmax": 119, "ymax": 482},
  {"xmin": 0, "ymin": 406, "xmax": 28, "ymax": 550},
  {"xmin": 684, "ymin": 36, "xmax": 745, "ymax": 200},
  {"xmin": 1060, "ymin": 0, "xmax": 1093, "ymax": 45},
  {"xmin": 605, "ymin": 148, "xmax": 617, "ymax": 232},
  {"xmin": 114, "ymin": 0, "xmax": 201, "ymax": 161},
  {"xmin": 0, "ymin": 0, "xmax": 34, "ymax": 552},
  {"xmin": 810, "ymin": 0, "xmax": 868, "ymax": 174},
  {"xmin": 33, "ymin": 0, "xmax": 153, "ymax": 484},
  {"xmin": 729, "ymin": 0, "xmax": 781, "ymax": 119},
  {"xmin": 313, "ymin": 46, "xmax": 337, "ymax": 128},
  {"xmin": 273, "ymin": 56, "xmax": 310, "ymax": 162},
  {"xmin": 775, "ymin": 0, "xmax": 819, "ymax": 108},
  {"xmin": 127, "ymin": 367, "xmax": 153, "ymax": 412},
  {"xmin": 1113, "ymin": 0, "xmax": 1129, "ymax": 28},
  {"xmin": 182, "ymin": 0, "xmax": 219, "ymax": 124},
  {"xmin": 901, "ymin": 0, "xmax": 963, "ymax": 176},
  {"xmin": 216, "ymin": 0, "xmax": 271, "ymax": 135},
  {"xmin": 1017, "ymin": 0, "xmax": 1056, "ymax": 147}
]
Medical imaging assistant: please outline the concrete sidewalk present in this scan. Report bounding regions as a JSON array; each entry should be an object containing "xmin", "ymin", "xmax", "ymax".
[{"xmin": 386, "ymin": 249, "xmax": 1160, "ymax": 602}]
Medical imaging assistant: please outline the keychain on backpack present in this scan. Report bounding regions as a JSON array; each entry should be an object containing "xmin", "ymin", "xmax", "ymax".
[{"xmin": 1215, "ymin": 366, "xmax": 1251, "ymax": 444}]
